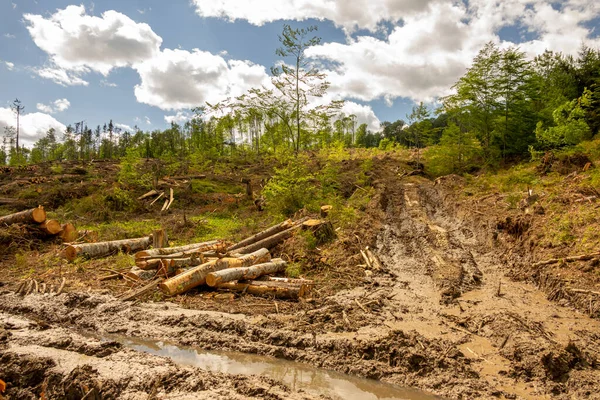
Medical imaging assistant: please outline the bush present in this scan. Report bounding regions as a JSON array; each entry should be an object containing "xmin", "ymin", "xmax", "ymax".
[{"xmin": 262, "ymin": 156, "xmax": 318, "ymax": 216}]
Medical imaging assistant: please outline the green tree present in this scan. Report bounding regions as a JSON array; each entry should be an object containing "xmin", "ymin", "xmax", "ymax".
[{"xmin": 535, "ymin": 88, "xmax": 592, "ymax": 148}]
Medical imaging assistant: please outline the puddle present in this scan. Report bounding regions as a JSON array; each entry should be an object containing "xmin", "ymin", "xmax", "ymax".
[{"xmin": 107, "ymin": 335, "xmax": 444, "ymax": 400}]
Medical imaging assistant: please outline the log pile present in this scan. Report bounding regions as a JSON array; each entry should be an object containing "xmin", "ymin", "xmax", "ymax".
[
  {"xmin": 110, "ymin": 217, "xmax": 321, "ymax": 301},
  {"xmin": 0, "ymin": 206, "xmax": 80, "ymax": 247}
]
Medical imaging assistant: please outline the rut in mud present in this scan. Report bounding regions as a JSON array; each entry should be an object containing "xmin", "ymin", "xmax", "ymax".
[{"xmin": 1, "ymin": 168, "xmax": 600, "ymax": 399}]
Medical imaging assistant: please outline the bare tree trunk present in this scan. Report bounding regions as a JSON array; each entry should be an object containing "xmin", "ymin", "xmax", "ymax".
[
  {"xmin": 135, "ymin": 240, "xmax": 226, "ymax": 260},
  {"xmin": 227, "ymin": 220, "xmax": 293, "ymax": 251}
]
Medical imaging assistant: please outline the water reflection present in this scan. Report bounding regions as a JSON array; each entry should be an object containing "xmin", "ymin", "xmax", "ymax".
[{"xmin": 109, "ymin": 335, "xmax": 444, "ymax": 400}]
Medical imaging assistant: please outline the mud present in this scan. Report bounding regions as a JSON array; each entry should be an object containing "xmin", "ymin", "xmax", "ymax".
[{"xmin": 2, "ymin": 160, "xmax": 600, "ymax": 399}]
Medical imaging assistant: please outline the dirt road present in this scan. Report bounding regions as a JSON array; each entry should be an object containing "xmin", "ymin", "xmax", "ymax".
[{"xmin": 1, "ymin": 170, "xmax": 599, "ymax": 399}]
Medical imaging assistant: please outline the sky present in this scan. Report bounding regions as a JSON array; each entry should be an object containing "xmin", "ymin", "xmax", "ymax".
[{"xmin": 0, "ymin": 0, "xmax": 599, "ymax": 147}]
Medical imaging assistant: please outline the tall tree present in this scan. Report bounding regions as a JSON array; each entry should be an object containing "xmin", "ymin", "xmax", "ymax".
[{"xmin": 11, "ymin": 99, "xmax": 24, "ymax": 156}]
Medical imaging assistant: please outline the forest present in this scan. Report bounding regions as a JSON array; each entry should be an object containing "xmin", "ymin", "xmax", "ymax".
[{"xmin": 2, "ymin": 25, "xmax": 600, "ymax": 177}]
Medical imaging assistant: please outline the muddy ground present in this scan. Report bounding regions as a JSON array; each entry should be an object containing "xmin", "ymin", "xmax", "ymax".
[{"xmin": 1, "ymin": 156, "xmax": 600, "ymax": 399}]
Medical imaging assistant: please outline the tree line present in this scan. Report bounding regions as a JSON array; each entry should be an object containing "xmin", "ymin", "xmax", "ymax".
[{"xmin": 2, "ymin": 27, "xmax": 599, "ymax": 172}]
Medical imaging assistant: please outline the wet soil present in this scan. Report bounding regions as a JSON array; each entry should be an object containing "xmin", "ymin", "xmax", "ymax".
[{"xmin": 1, "ymin": 156, "xmax": 600, "ymax": 399}]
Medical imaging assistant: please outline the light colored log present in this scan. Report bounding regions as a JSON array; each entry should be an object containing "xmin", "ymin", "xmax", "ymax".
[
  {"xmin": 215, "ymin": 281, "xmax": 302, "ymax": 299},
  {"xmin": 158, "ymin": 260, "xmax": 219, "ymax": 296},
  {"xmin": 165, "ymin": 187, "xmax": 174, "ymax": 210},
  {"xmin": 126, "ymin": 266, "xmax": 157, "ymax": 282},
  {"xmin": 215, "ymin": 247, "xmax": 271, "ymax": 270},
  {"xmin": 63, "ymin": 236, "xmax": 152, "ymax": 261},
  {"xmin": 59, "ymin": 223, "xmax": 78, "ymax": 243},
  {"xmin": 239, "ymin": 279, "xmax": 313, "ymax": 297},
  {"xmin": 135, "ymin": 240, "xmax": 226, "ymax": 259},
  {"xmin": 149, "ymin": 192, "xmax": 164, "ymax": 206},
  {"xmin": 206, "ymin": 258, "xmax": 286, "ymax": 287},
  {"xmin": 233, "ymin": 225, "xmax": 301, "ymax": 254},
  {"xmin": 161, "ymin": 198, "xmax": 169, "ymax": 211},
  {"xmin": 138, "ymin": 189, "xmax": 160, "ymax": 200},
  {"xmin": 0, "ymin": 206, "xmax": 46, "ymax": 225},
  {"xmin": 39, "ymin": 219, "xmax": 62, "ymax": 235},
  {"xmin": 227, "ymin": 219, "xmax": 293, "ymax": 251}
]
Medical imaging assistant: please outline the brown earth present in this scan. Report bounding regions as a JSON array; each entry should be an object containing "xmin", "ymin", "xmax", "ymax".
[{"xmin": 1, "ymin": 154, "xmax": 599, "ymax": 399}]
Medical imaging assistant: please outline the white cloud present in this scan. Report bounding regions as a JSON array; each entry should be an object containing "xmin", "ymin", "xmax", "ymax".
[
  {"xmin": 34, "ymin": 66, "xmax": 89, "ymax": 86},
  {"xmin": 36, "ymin": 98, "xmax": 70, "ymax": 114},
  {"xmin": 339, "ymin": 102, "xmax": 380, "ymax": 132},
  {"xmin": 191, "ymin": 0, "xmax": 438, "ymax": 32},
  {"xmin": 100, "ymin": 79, "xmax": 118, "ymax": 87},
  {"xmin": 0, "ymin": 108, "xmax": 66, "ymax": 147},
  {"xmin": 11, "ymin": 3, "xmax": 16, "ymax": 10},
  {"xmin": 144, "ymin": 116, "xmax": 151, "ymax": 125},
  {"xmin": 4, "ymin": 33, "xmax": 16, "ymax": 39},
  {"xmin": 115, "ymin": 123, "xmax": 133, "ymax": 132},
  {"xmin": 164, "ymin": 111, "xmax": 192, "ymax": 124},
  {"xmin": 303, "ymin": 0, "xmax": 600, "ymax": 104},
  {"xmin": 134, "ymin": 49, "xmax": 270, "ymax": 110},
  {"xmin": 24, "ymin": 5, "xmax": 162, "ymax": 76},
  {"xmin": 4, "ymin": 61, "xmax": 14, "ymax": 71}
]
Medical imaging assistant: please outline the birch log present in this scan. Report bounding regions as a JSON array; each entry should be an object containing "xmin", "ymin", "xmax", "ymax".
[
  {"xmin": 0, "ymin": 206, "xmax": 46, "ymax": 225},
  {"xmin": 227, "ymin": 219, "xmax": 293, "ymax": 251},
  {"xmin": 158, "ymin": 260, "xmax": 219, "ymax": 296},
  {"xmin": 39, "ymin": 219, "xmax": 62, "ymax": 235},
  {"xmin": 215, "ymin": 281, "xmax": 303, "ymax": 299},
  {"xmin": 63, "ymin": 236, "xmax": 152, "ymax": 261},
  {"xmin": 232, "ymin": 226, "xmax": 300, "ymax": 255},
  {"xmin": 135, "ymin": 240, "xmax": 226, "ymax": 260},
  {"xmin": 206, "ymin": 259, "xmax": 286, "ymax": 287}
]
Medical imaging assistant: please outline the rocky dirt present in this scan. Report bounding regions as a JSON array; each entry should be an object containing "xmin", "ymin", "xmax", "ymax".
[{"xmin": 1, "ymin": 156, "xmax": 600, "ymax": 399}]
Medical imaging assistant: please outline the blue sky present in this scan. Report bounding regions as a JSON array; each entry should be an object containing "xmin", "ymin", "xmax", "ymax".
[{"xmin": 0, "ymin": 0, "xmax": 599, "ymax": 147}]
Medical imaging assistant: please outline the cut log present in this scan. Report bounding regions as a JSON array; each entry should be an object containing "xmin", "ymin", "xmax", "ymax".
[
  {"xmin": 149, "ymin": 192, "xmax": 164, "ymax": 206},
  {"xmin": 215, "ymin": 281, "xmax": 303, "ymax": 300},
  {"xmin": 365, "ymin": 247, "xmax": 384, "ymax": 271},
  {"xmin": 138, "ymin": 190, "xmax": 160, "ymax": 200},
  {"xmin": 161, "ymin": 198, "xmax": 169, "ymax": 212},
  {"xmin": 60, "ymin": 223, "xmax": 78, "ymax": 243},
  {"xmin": 63, "ymin": 236, "xmax": 152, "ymax": 261},
  {"xmin": 126, "ymin": 267, "xmax": 157, "ymax": 282},
  {"xmin": 227, "ymin": 219, "xmax": 294, "ymax": 251},
  {"xmin": 135, "ymin": 240, "xmax": 226, "ymax": 260},
  {"xmin": 303, "ymin": 219, "xmax": 336, "ymax": 244},
  {"xmin": 165, "ymin": 188, "xmax": 174, "ymax": 210},
  {"xmin": 158, "ymin": 260, "xmax": 219, "ymax": 296},
  {"xmin": 152, "ymin": 229, "xmax": 168, "ymax": 249},
  {"xmin": 215, "ymin": 247, "xmax": 271, "ymax": 269},
  {"xmin": 206, "ymin": 258, "xmax": 286, "ymax": 287},
  {"xmin": 39, "ymin": 219, "xmax": 62, "ymax": 235},
  {"xmin": 233, "ymin": 226, "xmax": 300, "ymax": 255},
  {"xmin": 136, "ymin": 258, "xmax": 163, "ymax": 270},
  {"xmin": 241, "ymin": 279, "xmax": 314, "ymax": 298},
  {"xmin": 0, "ymin": 206, "xmax": 46, "ymax": 226},
  {"xmin": 255, "ymin": 276, "xmax": 314, "ymax": 285}
]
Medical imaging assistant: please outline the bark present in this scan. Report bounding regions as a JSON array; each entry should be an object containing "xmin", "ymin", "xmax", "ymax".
[
  {"xmin": 152, "ymin": 229, "xmax": 168, "ymax": 249},
  {"xmin": 254, "ymin": 276, "xmax": 314, "ymax": 285},
  {"xmin": 135, "ymin": 240, "xmax": 226, "ymax": 260},
  {"xmin": 39, "ymin": 219, "xmax": 62, "ymax": 235},
  {"xmin": 232, "ymin": 226, "xmax": 300, "ymax": 255},
  {"xmin": 215, "ymin": 248, "xmax": 271, "ymax": 270},
  {"xmin": 206, "ymin": 259, "xmax": 286, "ymax": 287},
  {"xmin": 242, "ymin": 279, "xmax": 313, "ymax": 298},
  {"xmin": 126, "ymin": 267, "xmax": 157, "ymax": 282},
  {"xmin": 137, "ymin": 190, "xmax": 160, "ymax": 200},
  {"xmin": 63, "ymin": 236, "xmax": 152, "ymax": 261},
  {"xmin": 0, "ymin": 206, "xmax": 46, "ymax": 225},
  {"xmin": 158, "ymin": 260, "xmax": 220, "ymax": 296},
  {"xmin": 136, "ymin": 259, "xmax": 163, "ymax": 270},
  {"xmin": 60, "ymin": 223, "xmax": 78, "ymax": 243},
  {"xmin": 215, "ymin": 281, "xmax": 302, "ymax": 299},
  {"xmin": 227, "ymin": 219, "xmax": 293, "ymax": 251}
]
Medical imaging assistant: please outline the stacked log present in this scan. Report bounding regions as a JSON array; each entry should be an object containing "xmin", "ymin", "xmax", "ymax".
[
  {"xmin": 205, "ymin": 259, "xmax": 285, "ymax": 287},
  {"xmin": 63, "ymin": 236, "xmax": 153, "ymax": 261},
  {"xmin": 159, "ymin": 248, "xmax": 271, "ymax": 296},
  {"xmin": 0, "ymin": 206, "xmax": 78, "ymax": 246}
]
